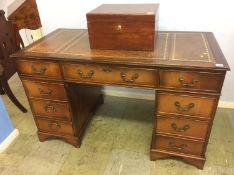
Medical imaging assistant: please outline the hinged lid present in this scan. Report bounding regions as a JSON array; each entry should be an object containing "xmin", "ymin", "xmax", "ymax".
[{"xmin": 86, "ymin": 4, "xmax": 159, "ymax": 22}]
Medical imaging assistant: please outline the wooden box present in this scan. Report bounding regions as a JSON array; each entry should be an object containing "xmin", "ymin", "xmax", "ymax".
[{"xmin": 86, "ymin": 4, "xmax": 159, "ymax": 51}]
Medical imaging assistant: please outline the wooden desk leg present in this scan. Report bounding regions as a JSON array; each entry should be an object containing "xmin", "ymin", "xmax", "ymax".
[
  {"xmin": 150, "ymin": 149, "xmax": 205, "ymax": 169},
  {"xmin": 150, "ymin": 135, "xmax": 206, "ymax": 169},
  {"xmin": 38, "ymin": 131, "xmax": 81, "ymax": 147}
]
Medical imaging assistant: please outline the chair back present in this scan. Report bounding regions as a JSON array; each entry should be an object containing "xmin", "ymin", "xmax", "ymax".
[{"xmin": 0, "ymin": 10, "xmax": 23, "ymax": 79}]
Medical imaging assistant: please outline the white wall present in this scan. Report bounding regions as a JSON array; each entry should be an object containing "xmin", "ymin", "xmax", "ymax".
[
  {"xmin": 1, "ymin": 0, "xmax": 233, "ymax": 102},
  {"xmin": 0, "ymin": 0, "xmax": 14, "ymax": 13}
]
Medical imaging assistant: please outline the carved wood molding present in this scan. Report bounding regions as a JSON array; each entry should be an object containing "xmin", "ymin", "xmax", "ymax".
[{"xmin": 7, "ymin": 0, "xmax": 42, "ymax": 30}]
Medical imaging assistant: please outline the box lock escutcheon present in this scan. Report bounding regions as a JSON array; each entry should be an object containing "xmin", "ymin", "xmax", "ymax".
[{"xmin": 116, "ymin": 24, "xmax": 122, "ymax": 31}]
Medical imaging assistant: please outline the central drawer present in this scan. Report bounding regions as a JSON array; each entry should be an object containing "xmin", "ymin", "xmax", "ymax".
[
  {"xmin": 62, "ymin": 63, "xmax": 157, "ymax": 87},
  {"xmin": 157, "ymin": 92, "xmax": 218, "ymax": 118}
]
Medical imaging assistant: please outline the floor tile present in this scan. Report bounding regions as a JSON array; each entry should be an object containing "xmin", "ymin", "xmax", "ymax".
[{"xmin": 103, "ymin": 149, "xmax": 150, "ymax": 175}]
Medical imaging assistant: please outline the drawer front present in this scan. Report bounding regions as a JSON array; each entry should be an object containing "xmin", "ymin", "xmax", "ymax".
[
  {"xmin": 157, "ymin": 92, "xmax": 217, "ymax": 118},
  {"xmin": 159, "ymin": 70, "xmax": 224, "ymax": 92},
  {"xmin": 36, "ymin": 118, "xmax": 74, "ymax": 136},
  {"xmin": 154, "ymin": 135, "xmax": 204, "ymax": 156},
  {"xmin": 22, "ymin": 80, "xmax": 67, "ymax": 101},
  {"xmin": 63, "ymin": 63, "xmax": 157, "ymax": 87},
  {"xmin": 16, "ymin": 60, "xmax": 62, "ymax": 79},
  {"xmin": 156, "ymin": 116, "xmax": 209, "ymax": 139},
  {"xmin": 88, "ymin": 22, "xmax": 154, "ymax": 51},
  {"xmin": 63, "ymin": 63, "xmax": 107, "ymax": 82},
  {"xmin": 30, "ymin": 100, "xmax": 70, "ymax": 120},
  {"xmin": 109, "ymin": 67, "xmax": 156, "ymax": 87}
]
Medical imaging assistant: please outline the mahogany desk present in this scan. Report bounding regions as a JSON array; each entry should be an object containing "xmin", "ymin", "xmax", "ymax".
[{"xmin": 11, "ymin": 29, "xmax": 230, "ymax": 169}]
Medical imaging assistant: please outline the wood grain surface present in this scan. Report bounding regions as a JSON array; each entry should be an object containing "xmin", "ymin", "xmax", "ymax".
[{"xmin": 11, "ymin": 29, "xmax": 229, "ymax": 70}]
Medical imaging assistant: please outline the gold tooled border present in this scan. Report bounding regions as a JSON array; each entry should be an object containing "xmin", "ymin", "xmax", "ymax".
[
  {"xmin": 201, "ymin": 33, "xmax": 211, "ymax": 62},
  {"xmin": 171, "ymin": 33, "xmax": 212, "ymax": 62},
  {"xmin": 27, "ymin": 30, "xmax": 85, "ymax": 54},
  {"xmin": 162, "ymin": 33, "xmax": 169, "ymax": 60}
]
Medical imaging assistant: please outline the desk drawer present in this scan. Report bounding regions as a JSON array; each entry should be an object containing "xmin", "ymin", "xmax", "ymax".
[
  {"xmin": 31, "ymin": 100, "xmax": 71, "ymax": 120},
  {"xmin": 22, "ymin": 80, "xmax": 67, "ymax": 101},
  {"xmin": 62, "ymin": 63, "xmax": 157, "ymax": 87},
  {"xmin": 110, "ymin": 67, "xmax": 156, "ymax": 87},
  {"xmin": 154, "ymin": 135, "xmax": 204, "ymax": 156},
  {"xmin": 159, "ymin": 70, "xmax": 224, "ymax": 92},
  {"xmin": 157, "ymin": 92, "xmax": 217, "ymax": 118},
  {"xmin": 63, "ymin": 63, "xmax": 107, "ymax": 82},
  {"xmin": 16, "ymin": 60, "xmax": 62, "ymax": 79},
  {"xmin": 36, "ymin": 118, "xmax": 74, "ymax": 136},
  {"xmin": 156, "ymin": 115, "xmax": 209, "ymax": 139}
]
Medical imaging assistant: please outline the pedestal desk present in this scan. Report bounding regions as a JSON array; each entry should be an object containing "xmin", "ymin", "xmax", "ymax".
[{"xmin": 11, "ymin": 29, "xmax": 230, "ymax": 169}]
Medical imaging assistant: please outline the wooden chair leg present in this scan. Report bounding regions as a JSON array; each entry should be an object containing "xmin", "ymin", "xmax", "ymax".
[
  {"xmin": 0, "ymin": 82, "xmax": 5, "ymax": 94},
  {"xmin": 1, "ymin": 79, "xmax": 27, "ymax": 113}
]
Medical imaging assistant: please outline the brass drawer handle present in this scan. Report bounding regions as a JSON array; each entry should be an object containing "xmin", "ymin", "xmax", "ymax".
[
  {"xmin": 38, "ymin": 88, "xmax": 52, "ymax": 96},
  {"xmin": 169, "ymin": 141, "xmax": 187, "ymax": 151},
  {"xmin": 116, "ymin": 24, "xmax": 122, "ymax": 31},
  {"xmin": 171, "ymin": 123, "xmax": 190, "ymax": 132},
  {"xmin": 174, "ymin": 101, "xmax": 195, "ymax": 112},
  {"xmin": 77, "ymin": 69, "xmax": 94, "ymax": 79},
  {"xmin": 178, "ymin": 77, "xmax": 199, "ymax": 88},
  {"xmin": 44, "ymin": 104, "xmax": 56, "ymax": 112},
  {"xmin": 102, "ymin": 66, "xmax": 112, "ymax": 72},
  {"xmin": 120, "ymin": 72, "xmax": 139, "ymax": 83},
  {"xmin": 48, "ymin": 121, "xmax": 61, "ymax": 130},
  {"xmin": 31, "ymin": 64, "xmax": 47, "ymax": 75}
]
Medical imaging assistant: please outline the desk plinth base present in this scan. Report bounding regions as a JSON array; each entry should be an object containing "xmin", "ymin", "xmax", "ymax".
[
  {"xmin": 38, "ymin": 131, "xmax": 81, "ymax": 147},
  {"xmin": 150, "ymin": 149, "xmax": 205, "ymax": 169}
]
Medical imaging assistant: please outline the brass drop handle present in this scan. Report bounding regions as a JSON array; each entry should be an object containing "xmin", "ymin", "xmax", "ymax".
[
  {"xmin": 120, "ymin": 72, "xmax": 139, "ymax": 83},
  {"xmin": 178, "ymin": 77, "xmax": 199, "ymax": 88},
  {"xmin": 48, "ymin": 121, "xmax": 61, "ymax": 130},
  {"xmin": 116, "ymin": 24, "xmax": 122, "ymax": 31},
  {"xmin": 77, "ymin": 69, "xmax": 94, "ymax": 79},
  {"xmin": 171, "ymin": 123, "xmax": 190, "ymax": 132},
  {"xmin": 174, "ymin": 101, "xmax": 195, "ymax": 112},
  {"xmin": 38, "ymin": 88, "xmax": 52, "ymax": 96},
  {"xmin": 102, "ymin": 66, "xmax": 112, "ymax": 72},
  {"xmin": 31, "ymin": 64, "xmax": 47, "ymax": 75},
  {"xmin": 169, "ymin": 142, "xmax": 187, "ymax": 151},
  {"xmin": 44, "ymin": 104, "xmax": 56, "ymax": 112}
]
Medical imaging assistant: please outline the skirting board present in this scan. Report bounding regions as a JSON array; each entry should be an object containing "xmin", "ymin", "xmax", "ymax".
[
  {"xmin": 103, "ymin": 90, "xmax": 234, "ymax": 109},
  {"xmin": 218, "ymin": 101, "xmax": 234, "ymax": 109},
  {"xmin": 103, "ymin": 90, "xmax": 155, "ymax": 101},
  {"xmin": 0, "ymin": 129, "xmax": 19, "ymax": 153}
]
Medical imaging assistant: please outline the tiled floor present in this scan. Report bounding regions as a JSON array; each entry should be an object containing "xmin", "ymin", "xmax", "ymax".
[{"xmin": 0, "ymin": 74, "xmax": 234, "ymax": 175}]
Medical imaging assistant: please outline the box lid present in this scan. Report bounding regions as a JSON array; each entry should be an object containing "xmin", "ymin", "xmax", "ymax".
[{"xmin": 86, "ymin": 4, "xmax": 159, "ymax": 22}]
